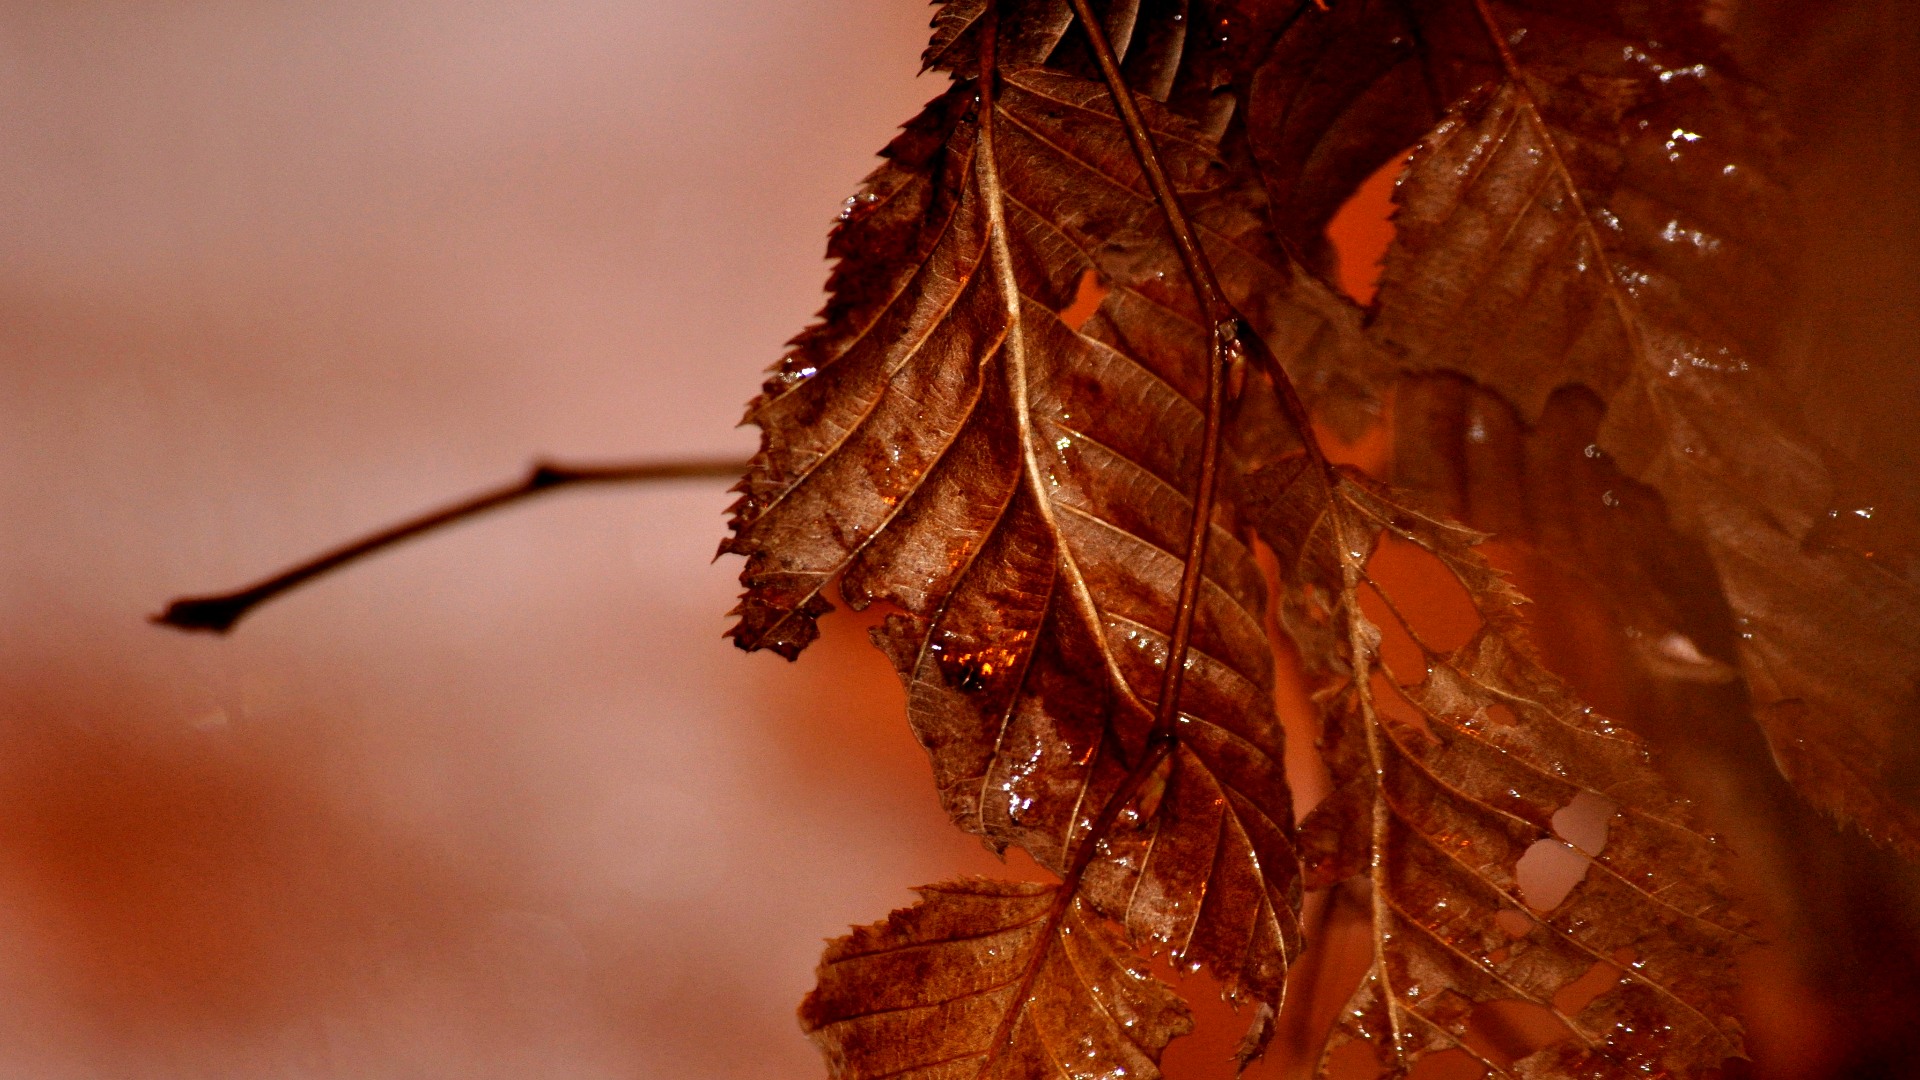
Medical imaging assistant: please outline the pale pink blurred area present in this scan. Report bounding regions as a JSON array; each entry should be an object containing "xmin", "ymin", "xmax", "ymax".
[{"xmin": 0, "ymin": 4, "xmax": 1017, "ymax": 1077}]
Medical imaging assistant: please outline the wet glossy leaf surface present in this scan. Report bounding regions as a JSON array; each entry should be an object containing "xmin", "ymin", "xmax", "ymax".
[
  {"xmin": 725, "ymin": 7, "xmax": 1328, "ymax": 1068},
  {"xmin": 720, "ymin": 2, "xmax": 1915, "ymax": 1078},
  {"xmin": 803, "ymin": 880, "xmax": 1192, "ymax": 1080},
  {"xmin": 1252, "ymin": 461, "xmax": 1749, "ymax": 1078},
  {"xmin": 1369, "ymin": 6, "xmax": 1920, "ymax": 855}
]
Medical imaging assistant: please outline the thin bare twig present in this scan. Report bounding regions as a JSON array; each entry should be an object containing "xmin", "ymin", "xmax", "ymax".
[{"xmin": 152, "ymin": 457, "xmax": 743, "ymax": 634}]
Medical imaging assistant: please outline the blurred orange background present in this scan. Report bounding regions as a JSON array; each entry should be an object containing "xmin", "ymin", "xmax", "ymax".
[{"xmin": 0, "ymin": 4, "xmax": 1014, "ymax": 1076}]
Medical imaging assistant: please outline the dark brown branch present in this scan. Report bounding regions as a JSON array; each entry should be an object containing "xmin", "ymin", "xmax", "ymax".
[{"xmin": 152, "ymin": 457, "xmax": 743, "ymax": 634}]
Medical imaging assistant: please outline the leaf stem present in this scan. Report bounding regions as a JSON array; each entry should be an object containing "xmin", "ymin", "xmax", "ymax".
[
  {"xmin": 970, "ymin": 11, "xmax": 1191, "ymax": 1074},
  {"xmin": 1063, "ymin": 0, "xmax": 1226, "ymax": 319},
  {"xmin": 978, "ymin": 729, "xmax": 1179, "ymax": 1077},
  {"xmin": 1061, "ymin": 0, "xmax": 1331, "ymax": 475},
  {"xmin": 1060, "ymin": 0, "xmax": 1234, "ymax": 744},
  {"xmin": 151, "ymin": 457, "xmax": 743, "ymax": 634}
]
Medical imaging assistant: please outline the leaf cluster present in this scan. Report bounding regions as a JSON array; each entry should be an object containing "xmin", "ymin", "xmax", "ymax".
[{"xmin": 723, "ymin": 2, "xmax": 1919, "ymax": 1077}]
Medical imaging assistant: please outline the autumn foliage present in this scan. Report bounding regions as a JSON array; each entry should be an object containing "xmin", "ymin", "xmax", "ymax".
[{"xmin": 723, "ymin": 2, "xmax": 1919, "ymax": 1078}]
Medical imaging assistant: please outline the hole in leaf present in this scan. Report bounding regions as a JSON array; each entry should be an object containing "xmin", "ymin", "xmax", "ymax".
[
  {"xmin": 1494, "ymin": 908, "xmax": 1535, "ymax": 940},
  {"xmin": 1360, "ymin": 536, "xmax": 1483, "ymax": 673},
  {"xmin": 1515, "ymin": 791, "xmax": 1614, "ymax": 912},
  {"xmin": 1370, "ymin": 671, "xmax": 1432, "ymax": 738},
  {"xmin": 1326, "ymin": 152, "xmax": 1408, "ymax": 306},
  {"xmin": 1405, "ymin": 1047, "xmax": 1487, "ymax": 1080},
  {"xmin": 1553, "ymin": 956, "xmax": 1625, "ymax": 1015},
  {"xmin": 1465, "ymin": 998, "xmax": 1574, "ymax": 1065},
  {"xmin": 1552, "ymin": 791, "xmax": 1614, "ymax": 856},
  {"xmin": 1058, "ymin": 268, "xmax": 1109, "ymax": 331},
  {"xmin": 1516, "ymin": 836, "xmax": 1590, "ymax": 912}
]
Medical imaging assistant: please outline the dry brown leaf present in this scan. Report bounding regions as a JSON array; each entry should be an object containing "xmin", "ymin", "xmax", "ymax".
[
  {"xmin": 1368, "ymin": 5, "xmax": 1920, "ymax": 855},
  {"xmin": 723, "ymin": 30, "xmax": 1334, "ymax": 1034},
  {"xmin": 1250, "ymin": 458, "xmax": 1749, "ymax": 1079},
  {"xmin": 802, "ymin": 880, "xmax": 1193, "ymax": 1080},
  {"xmin": 1243, "ymin": 1, "xmax": 1729, "ymax": 270},
  {"xmin": 726, "ymin": 3, "xmax": 1811, "ymax": 1078}
]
